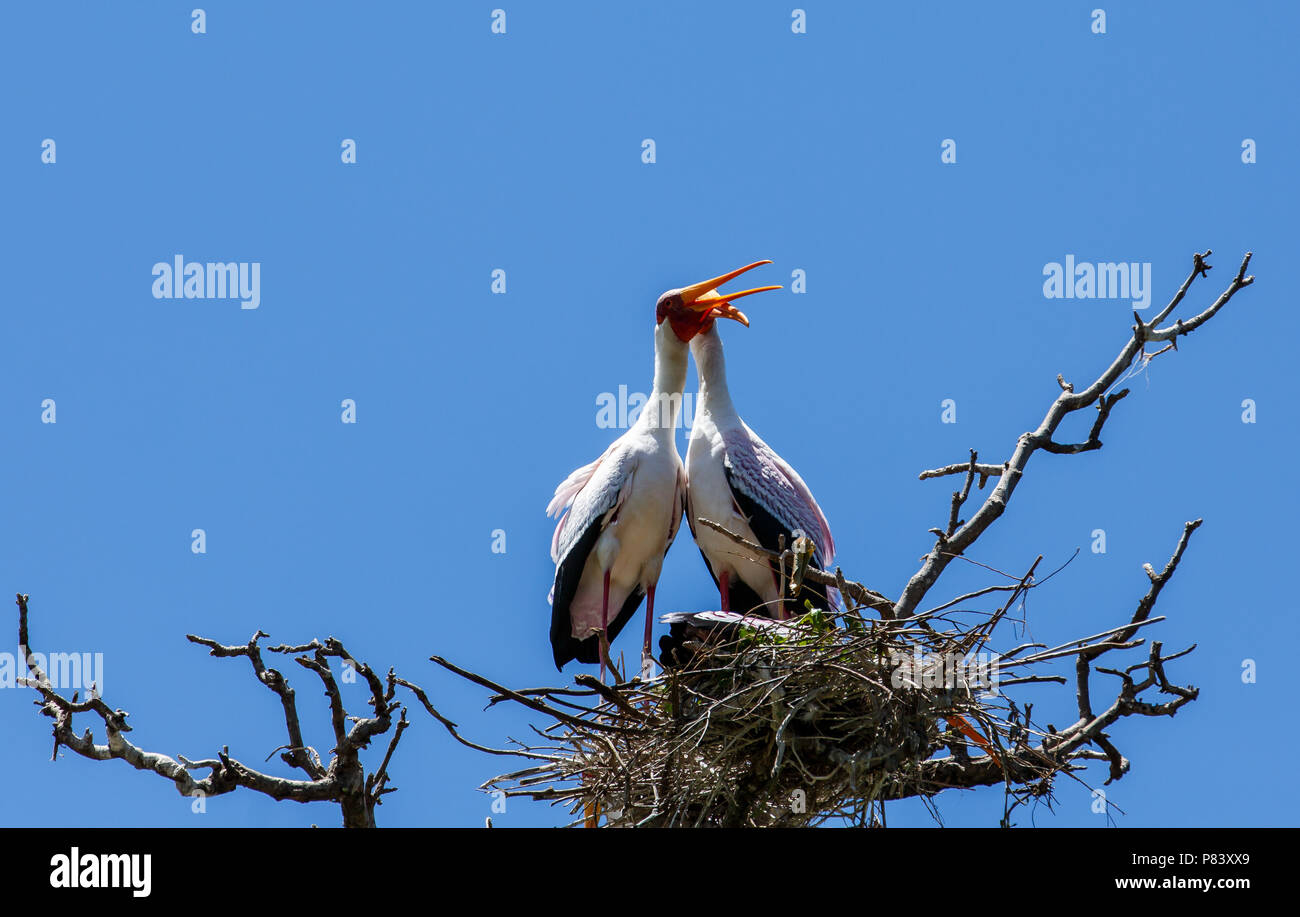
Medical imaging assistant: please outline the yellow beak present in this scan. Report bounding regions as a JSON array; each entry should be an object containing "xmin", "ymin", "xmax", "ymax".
[{"xmin": 679, "ymin": 260, "xmax": 781, "ymax": 326}]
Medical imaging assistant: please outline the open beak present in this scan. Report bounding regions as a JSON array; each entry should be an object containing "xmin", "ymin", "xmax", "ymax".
[{"xmin": 679, "ymin": 260, "xmax": 781, "ymax": 327}]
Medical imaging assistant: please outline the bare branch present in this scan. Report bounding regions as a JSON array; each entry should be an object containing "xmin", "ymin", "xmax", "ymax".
[
  {"xmin": 696, "ymin": 517, "xmax": 894, "ymax": 616},
  {"xmin": 899, "ymin": 250, "xmax": 1253, "ymax": 620},
  {"xmin": 185, "ymin": 631, "xmax": 324, "ymax": 780},
  {"xmin": 919, "ymin": 461, "xmax": 1006, "ymax": 484},
  {"xmin": 19, "ymin": 596, "xmax": 403, "ymax": 828}
]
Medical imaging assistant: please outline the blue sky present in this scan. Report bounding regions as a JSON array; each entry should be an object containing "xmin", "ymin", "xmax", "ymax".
[{"xmin": 2, "ymin": 2, "xmax": 1295, "ymax": 827}]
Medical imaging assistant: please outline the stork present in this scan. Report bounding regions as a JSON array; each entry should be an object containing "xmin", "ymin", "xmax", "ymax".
[
  {"xmin": 684, "ymin": 261, "xmax": 836, "ymax": 621},
  {"xmin": 547, "ymin": 262, "xmax": 777, "ymax": 675}
]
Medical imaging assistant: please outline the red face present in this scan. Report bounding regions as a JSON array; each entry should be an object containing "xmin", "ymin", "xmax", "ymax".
[
  {"xmin": 652, "ymin": 260, "xmax": 780, "ymax": 343},
  {"xmin": 656, "ymin": 292, "xmax": 724, "ymax": 342}
]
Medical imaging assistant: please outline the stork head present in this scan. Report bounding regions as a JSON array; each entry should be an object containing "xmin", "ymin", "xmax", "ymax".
[{"xmin": 655, "ymin": 260, "xmax": 781, "ymax": 342}]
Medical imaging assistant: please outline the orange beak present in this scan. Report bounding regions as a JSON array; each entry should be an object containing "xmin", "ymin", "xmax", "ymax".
[{"xmin": 679, "ymin": 260, "xmax": 781, "ymax": 327}]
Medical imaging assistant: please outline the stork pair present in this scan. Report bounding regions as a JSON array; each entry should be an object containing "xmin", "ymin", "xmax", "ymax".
[{"xmin": 547, "ymin": 261, "xmax": 836, "ymax": 676}]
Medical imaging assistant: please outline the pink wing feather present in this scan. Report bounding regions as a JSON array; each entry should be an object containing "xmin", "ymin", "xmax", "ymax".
[
  {"xmin": 546, "ymin": 441, "xmax": 617, "ymax": 563},
  {"xmin": 722, "ymin": 423, "xmax": 836, "ymax": 567}
]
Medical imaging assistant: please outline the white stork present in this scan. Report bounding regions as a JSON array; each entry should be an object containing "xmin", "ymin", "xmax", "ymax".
[
  {"xmin": 684, "ymin": 261, "xmax": 837, "ymax": 622},
  {"xmin": 547, "ymin": 262, "xmax": 778, "ymax": 674}
]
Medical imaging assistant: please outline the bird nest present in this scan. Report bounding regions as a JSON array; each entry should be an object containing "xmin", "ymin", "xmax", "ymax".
[
  {"xmin": 481, "ymin": 609, "xmax": 1019, "ymax": 827},
  {"xmin": 462, "ymin": 519, "xmax": 1205, "ymax": 827}
]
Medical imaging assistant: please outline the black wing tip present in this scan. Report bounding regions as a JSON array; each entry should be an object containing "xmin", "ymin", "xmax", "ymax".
[
  {"xmin": 552, "ymin": 635, "xmax": 603, "ymax": 671},
  {"xmin": 549, "ymin": 588, "xmax": 647, "ymax": 672}
]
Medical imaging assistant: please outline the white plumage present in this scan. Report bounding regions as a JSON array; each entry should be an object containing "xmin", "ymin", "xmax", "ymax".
[
  {"xmin": 546, "ymin": 260, "xmax": 787, "ymax": 673},
  {"xmin": 547, "ymin": 319, "xmax": 686, "ymax": 671},
  {"xmin": 685, "ymin": 323, "xmax": 836, "ymax": 618}
]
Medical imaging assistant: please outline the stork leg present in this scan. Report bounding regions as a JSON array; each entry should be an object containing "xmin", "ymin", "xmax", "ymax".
[
  {"xmin": 642, "ymin": 584, "xmax": 656, "ymax": 679},
  {"xmin": 586, "ymin": 568, "xmax": 613, "ymax": 830},
  {"xmin": 599, "ymin": 568, "xmax": 611, "ymax": 684},
  {"xmin": 719, "ymin": 570, "xmax": 730, "ymax": 613}
]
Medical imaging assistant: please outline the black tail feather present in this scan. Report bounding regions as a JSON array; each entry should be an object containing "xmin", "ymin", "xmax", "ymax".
[{"xmin": 552, "ymin": 586, "xmax": 645, "ymax": 670}]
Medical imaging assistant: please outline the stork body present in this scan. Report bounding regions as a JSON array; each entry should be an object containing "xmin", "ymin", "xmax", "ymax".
[
  {"xmin": 548, "ymin": 320, "xmax": 686, "ymax": 671},
  {"xmin": 547, "ymin": 261, "xmax": 782, "ymax": 674},
  {"xmin": 685, "ymin": 323, "xmax": 836, "ymax": 618}
]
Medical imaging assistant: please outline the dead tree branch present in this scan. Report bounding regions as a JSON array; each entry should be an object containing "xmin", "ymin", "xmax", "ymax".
[
  {"xmin": 16, "ymin": 595, "xmax": 411, "ymax": 828},
  {"xmin": 906, "ymin": 250, "xmax": 1252, "ymax": 619}
]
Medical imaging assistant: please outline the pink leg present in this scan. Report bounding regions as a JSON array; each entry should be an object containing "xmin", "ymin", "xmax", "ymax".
[
  {"xmin": 599, "ymin": 569, "xmax": 611, "ymax": 684},
  {"xmin": 643, "ymin": 584, "xmax": 656, "ymax": 663},
  {"xmin": 587, "ymin": 569, "xmax": 611, "ymax": 827},
  {"xmin": 719, "ymin": 570, "xmax": 730, "ymax": 613}
]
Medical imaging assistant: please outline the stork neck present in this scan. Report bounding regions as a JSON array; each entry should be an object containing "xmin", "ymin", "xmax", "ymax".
[
  {"xmin": 691, "ymin": 324, "xmax": 737, "ymax": 419},
  {"xmin": 641, "ymin": 322, "xmax": 688, "ymax": 435}
]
